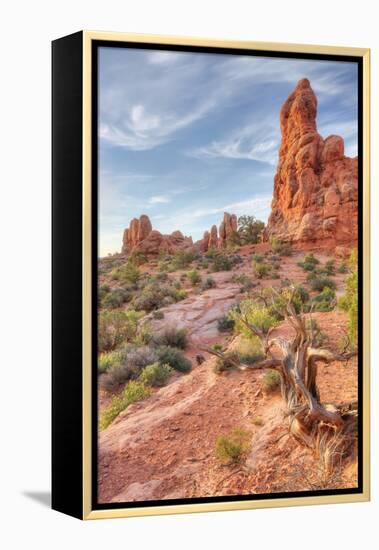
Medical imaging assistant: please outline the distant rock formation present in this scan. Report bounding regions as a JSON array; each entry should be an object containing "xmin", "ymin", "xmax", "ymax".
[
  {"xmin": 199, "ymin": 213, "xmax": 238, "ymax": 251},
  {"xmin": 121, "ymin": 215, "xmax": 193, "ymax": 256},
  {"xmin": 265, "ymin": 78, "xmax": 358, "ymax": 247}
]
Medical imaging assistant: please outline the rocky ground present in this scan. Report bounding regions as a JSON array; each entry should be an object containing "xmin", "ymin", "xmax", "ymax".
[{"xmin": 97, "ymin": 247, "xmax": 358, "ymax": 503}]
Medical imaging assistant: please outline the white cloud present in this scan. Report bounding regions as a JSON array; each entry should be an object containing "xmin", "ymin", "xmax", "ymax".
[
  {"xmin": 148, "ymin": 195, "xmax": 171, "ymax": 204},
  {"xmin": 148, "ymin": 51, "xmax": 181, "ymax": 64}
]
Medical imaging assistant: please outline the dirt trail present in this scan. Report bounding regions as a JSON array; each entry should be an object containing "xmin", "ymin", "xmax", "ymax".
[{"xmin": 98, "ymin": 253, "xmax": 358, "ymax": 503}]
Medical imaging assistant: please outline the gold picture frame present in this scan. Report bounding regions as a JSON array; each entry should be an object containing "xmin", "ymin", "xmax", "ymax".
[{"xmin": 52, "ymin": 31, "xmax": 370, "ymax": 520}]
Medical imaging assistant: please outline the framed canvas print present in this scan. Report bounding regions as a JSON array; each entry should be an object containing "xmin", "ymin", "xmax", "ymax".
[{"xmin": 52, "ymin": 31, "xmax": 370, "ymax": 520}]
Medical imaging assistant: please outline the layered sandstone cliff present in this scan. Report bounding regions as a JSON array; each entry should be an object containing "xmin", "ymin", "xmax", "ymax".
[{"xmin": 265, "ymin": 78, "xmax": 358, "ymax": 247}]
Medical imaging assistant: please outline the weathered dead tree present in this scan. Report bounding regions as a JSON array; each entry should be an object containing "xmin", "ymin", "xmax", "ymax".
[{"xmin": 203, "ymin": 287, "xmax": 357, "ymax": 471}]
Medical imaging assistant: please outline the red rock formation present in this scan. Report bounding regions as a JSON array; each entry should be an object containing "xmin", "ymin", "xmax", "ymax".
[
  {"xmin": 265, "ymin": 78, "xmax": 358, "ymax": 248},
  {"xmin": 209, "ymin": 225, "xmax": 219, "ymax": 249},
  {"xmin": 200, "ymin": 230, "xmax": 210, "ymax": 253},
  {"xmin": 219, "ymin": 212, "xmax": 238, "ymax": 248},
  {"xmin": 121, "ymin": 215, "xmax": 192, "ymax": 256}
]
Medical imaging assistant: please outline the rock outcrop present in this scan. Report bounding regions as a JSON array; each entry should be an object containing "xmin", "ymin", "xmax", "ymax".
[
  {"xmin": 198, "ymin": 214, "xmax": 238, "ymax": 252},
  {"xmin": 265, "ymin": 78, "xmax": 358, "ymax": 247},
  {"xmin": 121, "ymin": 215, "xmax": 193, "ymax": 256},
  {"xmin": 219, "ymin": 213, "xmax": 237, "ymax": 248}
]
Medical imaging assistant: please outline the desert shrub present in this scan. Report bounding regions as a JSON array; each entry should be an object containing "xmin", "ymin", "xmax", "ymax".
[
  {"xmin": 101, "ymin": 345, "xmax": 158, "ymax": 391},
  {"xmin": 252, "ymin": 260, "xmax": 272, "ymax": 279},
  {"xmin": 204, "ymin": 247, "xmax": 219, "ymax": 259},
  {"xmin": 217, "ymin": 315, "xmax": 235, "ymax": 332},
  {"xmin": 212, "ymin": 343, "xmax": 224, "ymax": 351},
  {"xmin": 111, "ymin": 261, "xmax": 141, "ymax": 285},
  {"xmin": 312, "ymin": 287, "xmax": 336, "ymax": 312},
  {"xmin": 226, "ymin": 230, "xmax": 241, "ymax": 247},
  {"xmin": 232, "ymin": 274, "xmax": 255, "ymax": 293},
  {"xmin": 265, "ymin": 284, "xmax": 310, "ymax": 319},
  {"xmin": 338, "ymin": 249, "xmax": 358, "ymax": 344},
  {"xmin": 237, "ymin": 215, "xmax": 265, "ymax": 244},
  {"xmin": 270, "ymin": 237, "xmax": 291, "ymax": 256},
  {"xmin": 188, "ymin": 269, "xmax": 202, "ymax": 286},
  {"xmin": 102, "ymin": 288, "xmax": 132, "ymax": 309},
  {"xmin": 100, "ymin": 381, "xmax": 151, "ymax": 430},
  {"xmin": 201, "ymin": 276, "xmax": 216, "ymax": 290},
  {"xmin": 231, "ymin": 299, "xmax": 279, "ymax": 337},
  {"xmin": 215, "ymin": 428, "xmax": 251, "ymax": 463},
  {"xmin": 174, "ymin": 289, "xmax": 188, "ymax": 301},
  {"xmin": 129, "ymin": 251, "xmax": 147, "ymax": 266},
  {"xmin": 152, "ymin": 327, "xmax": 188, "ymax": 349},
  {"xmin": 298, "ymin": 253, "xmax": 320, "ymax": 271},
  {"xmin": 321, "ymin": 260, "xmax": 335, "ymax": 276},
  {"xmin": 212, "ymin": 254, "xmax": 233, "ymax": 272},
  {"xmin": 157, "ymin": 346, "xmax": 192, "ymax": 373},
  {"xmin": 171, "ymin": 249, "xmax": 198, "ymax": 269},
  {"xmin": 152, "ymin": 310, "xmax": 164, "ymax": 320},
  {"xmin": 309, "ymin": 276, "xmax": 336, "ymax": 292},
  {"xmin": 98, "ymin": 350, "xmax": 124, "ymax": 374},
  {"xmin": 251, "ymin": 417, "xmax": 264, "ymax": 426},
  {"xmin": 338, "ymin": 262, "xmax": 348, "ymax": 274},
  {"xmin": 262, "ymin": 369, "xmax": 281, "ymax": 393},
  {"xmin": 139, "ymin": 362, "xmax": 173, "ymax": 387},
  {"xmin": 251, "ymin": 253, "xmax": 264, "ymax": 263},
  {"xmin": 98, "ymin": 310, "xmax": 143, "ymax": 352},
  {"xmin": 98, "ymin": 284, "xmax": 111, "ymax": 306}
]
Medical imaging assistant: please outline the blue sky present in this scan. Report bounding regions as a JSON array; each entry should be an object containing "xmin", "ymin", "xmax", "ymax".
[{"xmin": 98, "ymin": 47, "xmax": 358, "ymax": 256}]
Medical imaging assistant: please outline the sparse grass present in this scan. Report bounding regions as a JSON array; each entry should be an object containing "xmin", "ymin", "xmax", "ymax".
[
  {"xmin": 262, "ymin": 369, "xmax": 281, "ymax": 393},
  {"xmin": 100, "ymin": 380, "xmax": 151, "ymax": 430},
  {"xmin": 215, "ymin": 428, "xmax": 251, "ymax": 463},
  {"xmin": 98, "ymin": 350, "xmax": 124, "ymax": 374},
  {"xmin": 234, "ymin": 336, "xmax": 264, "ymax": 365},
  {"xmin": 139, "ymin": 362, "xmax": 173, "ymax": 387}
]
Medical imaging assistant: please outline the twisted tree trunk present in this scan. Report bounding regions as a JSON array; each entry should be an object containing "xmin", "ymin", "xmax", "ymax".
[{"xmin": 203, "ymin": 291, "xmax": 357, "ymax": 471}]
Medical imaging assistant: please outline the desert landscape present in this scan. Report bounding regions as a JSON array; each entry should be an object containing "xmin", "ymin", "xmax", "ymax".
[{"xmin": 97, "ymin": 78, "xmax": 359, "ymax": 504}]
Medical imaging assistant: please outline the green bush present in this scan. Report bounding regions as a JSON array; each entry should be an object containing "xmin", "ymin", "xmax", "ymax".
[
  {"xmin": 309, "ymin": 276, "xmax": 336, "ymax": 292},
  {"xmin": 171, "ymin": 249, "xmax": 198, "ymax": 269},
  {"xmin": 237, "ymin": 215, "xmax": 265, "ymax": 245},
  {"xmin": 129, "ymin": 251, "xmax": 147, "ymax": 266},
  {"xmin": 153, "ymin": 327, "xmax": 188, "ymax": 349},
  {"xmin": 262, "ymin": 369, "xmax": 281, "ymax": 392},
  {"xmin": 312, "ymin": 287, "xmax": 336, "ymax": 312},
  {"xmin": 102, "ymin": 288, "xmax": 132, "ymax": 309},
  {"xmin": 322, "ymin": 260, "xmax": 335, "ymax": 276},
  {"xmin": 188, "ymin": 269, "xmax": 202, "ymax": 285},
  {"xmin": 139, "ymin": 362, "xmax": 173, "ymax": 387},
  {"xmin": 157, "ymin": 346, "xmax": 192, "ymax": 373},
  {"xmin": 252, "ymin": 260, "xmax": 272, "ymax": 279},
  {"xmin": 270, "ymin": 237, "xmax": 291, "ymax": 256},
  {"xmin": 100, "ymin": 381, "xmax": 151, "ymax": 430},
  {"xmin": 100, "ymin": 345, "xmax": 158, "ymax": 391},
  {"xmin": 215, "ymin": 428, "xmax": 251, "ymax": 463},
  {"xmin": 298, "ymin": 253, "xmax": 320, "ymax": 271},
  {"xmin": 98, "ymin": 350, "xmax": 124, "ymax": 374},
  {"xmin": 338, "ymin": 262, "xmax": 348, "ymax": 274},
  {"xmin": 217, "ymin": 315, "xmax": 235, "ymax": 332},
  {"xmin": 212, "ymin": 254, "xmax": 233, "ymax": 272},
  {"xmin": 338, "ymin": 250, "xmax": 358, "ymax": 344},
  {"xmin": 98, "ymin": 310, "xmax": 143, "ymax": 352},
  {"xmin": 231, "ymin": 299, "xmax": 279, "ymax": 337},
  {"xmin": 201, "ymin": 276, "xmax": 216, "ymax": 290},
  {"xmin": 111, "ymin": 261, "xmax": 141, "ymax": 285}
]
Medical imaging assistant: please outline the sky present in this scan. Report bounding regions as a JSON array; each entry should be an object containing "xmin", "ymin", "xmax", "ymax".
[{"xmin": 98, "ymin": 46, "xmax": 358, "ymax": 256}]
